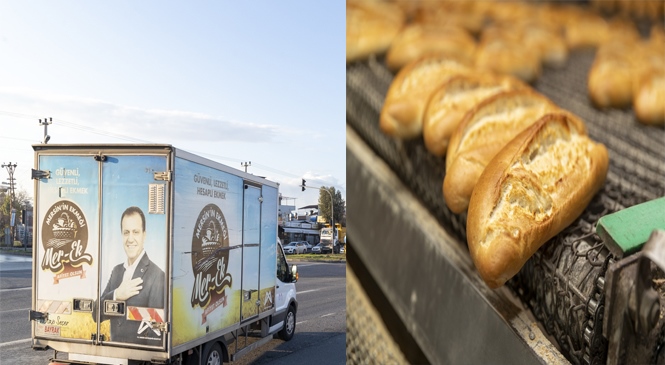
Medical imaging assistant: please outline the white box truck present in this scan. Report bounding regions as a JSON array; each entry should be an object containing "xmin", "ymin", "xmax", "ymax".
[{"xmin": 29, "ymin": 144, "xmax": 298, "ymax": 365}]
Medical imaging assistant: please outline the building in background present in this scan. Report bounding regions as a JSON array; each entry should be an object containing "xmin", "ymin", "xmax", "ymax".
[{"xmin": 278, "ymin": 204, "xmax": 320, "ymax": 244}]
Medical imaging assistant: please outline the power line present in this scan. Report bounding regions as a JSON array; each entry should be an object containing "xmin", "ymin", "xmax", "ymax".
[
  {"xmin": 0, "ymin": 111, "xmax": 149, "ymax": 143},
  {"xmin": 0, "ymin": 110, "xmax": 307, "ymax": 182},
  {"xmin": 0, "ymin": 135, "xmax": 35, "ymax": 143}
]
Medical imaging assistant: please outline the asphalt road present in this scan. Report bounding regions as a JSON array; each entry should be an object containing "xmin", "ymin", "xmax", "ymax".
[
  {"xmin": 0, "ymin": 253, "xmax": 346, "ymax": 364},
  {"xmin": 0, "ymin": 253, "xmax": 36, "ymax": 365},
  {"xmin": 231, "ymin": 260, "xmax": 346, "ymax": 365}
]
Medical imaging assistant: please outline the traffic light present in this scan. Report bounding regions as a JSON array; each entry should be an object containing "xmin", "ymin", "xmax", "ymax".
[{"xmin": 301, "ymin": 179, "xmax": 306, "ymax": 191}]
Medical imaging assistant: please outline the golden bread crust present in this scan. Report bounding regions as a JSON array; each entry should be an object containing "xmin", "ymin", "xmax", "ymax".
[
  {"xmin": 422, "ymin": 73, "xmax": 528, "ymax": 156},
  {"xmin": 385, "ymin": 24, "xmax": 476, "ymax": 72},
  {"xmin": 466, "ymin": 113, "xmax": 608, "ymax": 288},
  {"xmin": 346, "ymin": 1, "xmax": 405, "ymax": 63},
  {"xmin": 564, "ymin": 12, "xmax": 609, "ymax": 49},
  {"xmin": 634, "ymin": 70, "xmax": 665, "ymax": 125},
  {"xmin": 380, "ymin": 55, "xmax": 472, "ymax": 139},
  {"xmin": 588, "ymin": 55, "xmax": 635, "ymax": 109},
  {"xmin": 443, "ymin": 90, "xmax": 559, "ymax": 213},
  {"xmin": 475, "ymin": 31, "xmax": 542, "ymax": 83}
]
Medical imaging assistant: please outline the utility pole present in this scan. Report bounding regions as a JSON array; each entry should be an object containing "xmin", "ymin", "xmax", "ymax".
[
  {"xmin": 2, "ymin": 162, "xmax": 17, "ymax": 246},
  {"xmin": 241, "ymin": 161, "xmax": 251, "ymax": 173},
  {"xmin": 39, "ymin": 117, "xmax": 53, "ymax": 144}
]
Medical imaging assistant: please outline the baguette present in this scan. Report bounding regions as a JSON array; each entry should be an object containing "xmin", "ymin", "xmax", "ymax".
[
  {"xmin": 634, "ymin": 70, "xmax": 665, "ymax": 125},
  {"xmin": 588, "ymin": 36, "xmax": 657, "ymax": 110},
  {"xmin": 519, "ymin": 21, "xmax": 569, "ymax": 68},
  {"xmin": 422, "ymin": 73, "xmax": 528, "ymax": 156},
  {"xmin": 380, "ymin": 55, "xmax": 472, "ymax": 139},
  {"xmin": 587, "ymin": 55, "xmax": 634, "ymax": 109},
  {"xmin": 475, "ymin": 33, "xmax": 541, "ymax": 83},
  {"xmin": 564, "ymin": 11, "xmax": 609, "ymax": 49},
  {"xmin": 466, "ymin": 113, "xmax": 609, "ymax": 288},
  {"xmin": 346, "ymin": 1, "xmax": 405, "ymax": 63},
  {"xmin": 414, "ymin": 1, "xmax": 486, "ymax": 35},
  {"xmin": 444, "ymin": 90, "xmax": 559, "ymax": 214},
  {"xmin": 385, "ymin": 24, "xmax": 476, "ymax": 72}
]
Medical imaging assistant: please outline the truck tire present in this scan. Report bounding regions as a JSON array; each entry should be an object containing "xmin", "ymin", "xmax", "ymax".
[
  {"xmin": 202, "ymin": 342, "xmax": 223, "ymax": 365},
  {"xmin": 278, "ymin": 306, "xmax": 296, "ymax": 341}
]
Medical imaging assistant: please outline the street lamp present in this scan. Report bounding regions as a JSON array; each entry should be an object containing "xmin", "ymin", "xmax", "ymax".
[
  {"xmin": 39, "ymin": 118, "xmax": 52, "ymax": 144},
  {"xmin": 321, "ymin": 188, "xmax": 335, "ymax": 251}
]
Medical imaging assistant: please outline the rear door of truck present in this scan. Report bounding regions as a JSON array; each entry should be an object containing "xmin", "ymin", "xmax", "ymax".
[
  {"xmin": 240, "ymin": 182, "xmax": 278, "ymax": 322},
  {"xmin": 32, "ymin": 147, "xmax": 170, "ymax": 352}
]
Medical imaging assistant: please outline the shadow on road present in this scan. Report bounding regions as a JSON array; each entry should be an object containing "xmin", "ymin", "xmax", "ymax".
[{"xmin": 252, "ymin": 331, "xmax": 345, "ymax": 365}]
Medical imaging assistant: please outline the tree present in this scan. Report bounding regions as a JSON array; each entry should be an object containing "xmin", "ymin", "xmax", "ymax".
[
  {"xmin": 0, "ymin": 189, "xmax": 32, "ymax": 245},
  {"xmin": 318, "ymin": 186, "xmax": 346, "ymax": 227}
]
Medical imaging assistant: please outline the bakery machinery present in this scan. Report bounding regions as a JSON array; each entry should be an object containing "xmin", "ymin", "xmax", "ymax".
[{"xmin": 346, "ymin": 36, "xmax": 665, "ymax": 365}]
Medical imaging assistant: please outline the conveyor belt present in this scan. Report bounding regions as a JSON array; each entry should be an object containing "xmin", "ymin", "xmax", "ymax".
[{"xmin": 346, "ymin": 49, "xmax": 665, "ymax": 364}]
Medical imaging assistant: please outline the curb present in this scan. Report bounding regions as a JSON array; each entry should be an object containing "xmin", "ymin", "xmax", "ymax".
[
  {"xmin": 287, "ymin": 258, "xmax": 347, "ymax": 264},
  {"xmin": 0, "ymin": 247, "xmax": 33, "ymax": 257}
]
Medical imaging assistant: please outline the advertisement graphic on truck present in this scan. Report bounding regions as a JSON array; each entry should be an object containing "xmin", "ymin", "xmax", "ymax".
[
  {"xmin": 99, "ymin": 155, "xmax": 168, "ymax": 347},
  {"xmin": 30, "ymin": 145, "xmax": 297, "ymax": 365},
  {"xmin": 170, "ymin": 157, "xmax": 277, "ymax": 347},
  {"xmin": 35, "ymin": 155, "xmax": 101, "ymax": 342}
]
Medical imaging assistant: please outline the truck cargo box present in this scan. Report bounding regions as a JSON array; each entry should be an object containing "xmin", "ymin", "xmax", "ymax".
[{"xmin": 29, "ymin": 144, "xmax": 295, "ymax": 364}]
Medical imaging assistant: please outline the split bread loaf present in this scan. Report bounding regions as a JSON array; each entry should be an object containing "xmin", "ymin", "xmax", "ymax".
[
  {"xmin": 443, "ymin": 90, "xmax": 559, "ymax": 214},
  {"xmin": 380, "ymin": 55, "xmax": 472, "ymax": 139},
  {"xmin": 466, "ymin": 113, "xmax": 609, "ymax": 288},
  {"xmin": 423, "ymin": 73, "xmax": 528, "ymax": 156}
]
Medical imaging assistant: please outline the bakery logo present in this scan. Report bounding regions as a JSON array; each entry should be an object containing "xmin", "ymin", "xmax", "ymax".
[
  {"xmin": 41, "ymin": 200, "xmax": 93, "ymax": 284},
  {"xmin": 190, "ymin": 204, "xmax": 232, "ymax": 323}
]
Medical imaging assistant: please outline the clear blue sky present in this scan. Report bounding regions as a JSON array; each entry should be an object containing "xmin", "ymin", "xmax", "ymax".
[{"xmin": 0, "ymin": 1, "xmax": 345, "ymax": 210}]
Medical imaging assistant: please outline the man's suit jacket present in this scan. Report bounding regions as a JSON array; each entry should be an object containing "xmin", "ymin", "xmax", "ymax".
[{"xmin": 99, "ymin": 252, "xmax": 165, "ymax": 345}]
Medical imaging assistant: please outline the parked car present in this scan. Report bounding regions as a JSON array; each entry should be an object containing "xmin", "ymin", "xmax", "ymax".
[
  {"xmin": 284, "ymin": 241, "xmax": 307, "ymax": 254},
  {"xmin": 283, "ymin": 242, "xmax": 296, "ymax": 254},
  {"xmin": 312, "ymin": 243, "xmax": 324, "ymax": 254},
  {"xmin": 302, "ymin": 241, "xmax": 313, "ymax": 253},
  {"xmin": 312, "ymin": 241, "xmax": 343, "ymax": 254},
  {"xmin": 321, "ymin": 241, "xmax": 336, "ymax": 254}
]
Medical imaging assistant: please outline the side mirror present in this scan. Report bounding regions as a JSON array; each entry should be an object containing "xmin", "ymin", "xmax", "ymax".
[{"xmin": 291, "ymin": 265, "xmax": 299, "ymax": 283}]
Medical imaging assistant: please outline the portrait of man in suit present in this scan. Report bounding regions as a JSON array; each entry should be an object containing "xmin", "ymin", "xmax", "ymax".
[{"xmin": 99, "ymin": 206, "xmax": 165, "ymax": 345}]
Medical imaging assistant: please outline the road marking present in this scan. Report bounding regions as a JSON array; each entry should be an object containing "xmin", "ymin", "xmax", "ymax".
[
  {"xmin": 0, "ymin": 287, "xmax": 31, "ymax": 293},
  {"xmin": 297, "ymin": 289, "xmax": 320, "ymax": 295},
  {"xmin": 0, "ymin": 307, "xmax": 30, "ymax": 313},
  {"xmin": 290, "ymin": 263, "xmax": 315, "ymax": 267},
  {"xmin": 321, "ymin": 313, "xmax": 335, "ymax": 318},
  {"xmin": 0, "ymin": 338, "xmax": 31, "ymax": 348},
  {"xmin": 296, "ymin": 320, "xmax": 307, "ymax": 325}
]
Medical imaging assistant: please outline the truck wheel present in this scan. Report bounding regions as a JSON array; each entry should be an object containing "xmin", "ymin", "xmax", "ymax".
[
  {"xmin": 202, "ymin": 342, "xmax": 223, "ymax": 365},
  {"xmin": 278, "ymin": 306, "xmax": 296, "ymax": 341}
]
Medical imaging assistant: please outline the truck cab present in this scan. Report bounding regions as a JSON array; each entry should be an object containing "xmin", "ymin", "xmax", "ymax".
[{"xmin": 271, "ymin": 240, "xmax": 298, "ymax": 341}]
